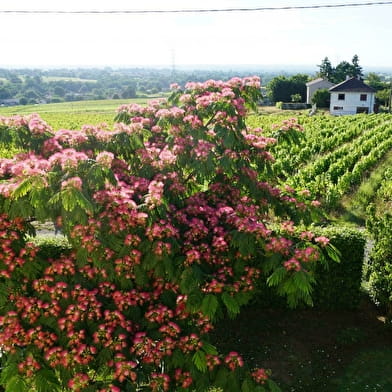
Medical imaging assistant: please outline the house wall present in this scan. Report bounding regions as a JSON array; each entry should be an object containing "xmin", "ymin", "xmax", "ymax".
[
  {"xmin": 329, "ymin": 92, "xmax": 375, "ymax": 115},
  {"xmin": 306, "ymin": 80, "xmax": 334, "ymax": 104}
]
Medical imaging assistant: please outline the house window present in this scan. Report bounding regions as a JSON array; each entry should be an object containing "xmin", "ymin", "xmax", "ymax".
[
  {"xmin": 360, "ymin": 94, "xmax": 367, "ymax": 101},
  {"xmin": 356, "ymin": 107, "xmax": 369, "ymax": 114},
  {"xmin": 338, "ymin": 94, "xmax": 345, "ymax": 100},
  {"xmin": 333, "ymin": 106, "xmax": 343, "ymax": 110}
]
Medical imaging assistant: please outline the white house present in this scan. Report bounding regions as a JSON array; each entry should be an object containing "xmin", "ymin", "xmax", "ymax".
[
  {"xmin": 329, "ymin": 77, "xmax": 376, "ymax": 115},
  {"xmin": 306, "ymin": 78, "xmax": 334, "ymax": 104}
]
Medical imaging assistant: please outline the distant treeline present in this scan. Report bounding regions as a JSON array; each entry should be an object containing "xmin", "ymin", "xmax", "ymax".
[
  {"xmin": 0, "ymin": 64, "xmax": 390, "ymax": 107},
  {"xmin": 0, "ymin": 67, "xmax": 282, "ymax": 106}
]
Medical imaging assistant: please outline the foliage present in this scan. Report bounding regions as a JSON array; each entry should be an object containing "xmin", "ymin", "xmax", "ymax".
[
  {"xmin": 376, "ymin": 88, "xmax": 391, "ymax": 107},
  {"xmin": 317, "ymin": 57, "xmax": 334, "ymax": 81},
  {"xmin": 366, "ymin": 174, "xmax": 392, "ymax": 317},
  {"xmin": 0, "ymin": 67, "xmax": 282, "ymax": 105},
  {"xmin": 290, "ymin": 94, "xmax": 302, "ymax": 103},
  {"xmin": 317, "ymin": 55, "xmax": 363, "ymax": 83},
  {"xmin": 335, "ymin": 349, "xmax": 392, "ymax": 391},
  {"xmin": 311, "ymin": 226, "xmax": 365, "ymax": 310},
  {"xmin": 366, "ymin": 72, "xmax": 388, "ymax": 91},
  {"xmin": 267, "ymin": 74, "xmax": 308, "ymax": 103},
  {"xmin": 311, "ymin": 88, "xmax": 330, "ymax": 108},
  {"xmin": 248, "ymin": 112, "xmax": 392, "ymax": 209},
  {"xmin": 252, "ymin": 225, "xmax": 364, "ymax": 310},
  {"xmin": 0, "ymin": 77, "xmax": 333, "ymax": 391}
]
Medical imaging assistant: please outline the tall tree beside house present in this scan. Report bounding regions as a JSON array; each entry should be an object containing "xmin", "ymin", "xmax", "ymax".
[
  {"xmin": 317, "ymin": 54, "xmax": 364, "ymax": 84},
  {"xmin": 333, "ymin": 61, "xmax": 354, "ymax": 83},
  {"xmin": 317, "ymin": 57, "xmax": 334, "ymax": 80},
  {"xmin": 366, "ymin": 72, "xmax": 388, "ymax": 91},
  {"xmin": 351, "ymin": 54, "xmax": 363, "ymax": 78}
]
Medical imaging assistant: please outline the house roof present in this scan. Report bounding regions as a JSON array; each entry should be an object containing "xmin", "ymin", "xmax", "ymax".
[
  {"xmin": 306, "ymin": 78, "xmax": 334, "ymax": 87},
  {"xmin": 329, "ymin": 77, "xmax": 376, "ymax": 93}
]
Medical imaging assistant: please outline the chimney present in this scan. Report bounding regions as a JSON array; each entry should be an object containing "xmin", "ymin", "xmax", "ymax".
[{"xmin": 345, "ymin": 75, "xmax": 350, "ymax": 80}]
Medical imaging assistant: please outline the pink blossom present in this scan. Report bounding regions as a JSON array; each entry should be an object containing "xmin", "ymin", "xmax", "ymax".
[
  {"xmin": 224, "ymin": 351, "xmax": 244, "ymax": 371},
  {"xmin": 158, "ymin": 147, "xmax": 177, "ymax": 167},
  {"xmin": 96, "ymin": 151, "xmax": 114, "ymax": 168},
  {"xmin": 311, "ymin": 200, "xmax": 321, "ymax": 207},
  {"xmin": 27, "ymin": 114, "xmax": 53, "ymax": 135},
  {"xmin": 284, "ymin": 258, "xmax": 301, "ymax": 272},
  {"xmin": 61, "ymin": 177, "xmax": 83, "ymax": 191},
  {"xmin": 315, "ymin": 236, "xmax": 330, "ymax": 247},
  {"xmin": 251, "ymin": 368, "xmax": 269, "ymax": 384},
  {"xmin": 145, "ymin": 180, "xmax": 164, "ymax": 207}
]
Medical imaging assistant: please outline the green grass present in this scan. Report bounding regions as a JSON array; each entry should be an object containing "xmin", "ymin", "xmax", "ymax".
[
  {"xmin": 41, "ymin": 76, "xmax": 97, "ymax": 83},
  {"xmin": 212, "ymin": 297, "xmax": 392, "ymax": 392},
  {"xmin": 340, "ymin": 150, "xmax": 392, "ymax": 223},
  {"xmin": 0, "ymin": 98, "xmax": 150, "ymax": 115},
  {"xmin": 335, "ymin": 349, "xmax": 392, "ymax": 391},
  {"xmin": 0, "ymin": 98, "xmax": 155, "ymax": 130}
]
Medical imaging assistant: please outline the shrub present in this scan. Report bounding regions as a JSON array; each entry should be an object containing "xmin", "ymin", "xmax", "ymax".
[
  {"xmin": 32, "ymin": 234, "xmax": 72, "ymax": 259},
  {"xmin": 311, "ymin": 89, "xmax": 330, "ymax": 108},
  {"xmin": 0, "ymin": 78, "xmax": 333, "ymax": 391},
  {"xmin": 366, "ymin": 211, "xmax": 392, "ymax": 317},
  {"xmin": 311, "ymin": 226, "xmax": 365, "ymax": 310},
  {"xmin": 275, "ymin": 101, "xmax": 283, "ymax": 109},
  {"xmin": 291, "ymin": 94, "xmax": 302, "ymax": 103},
  {"xmin": 253, "ymin": 226, "xmax": 365, "ymax": 310}
]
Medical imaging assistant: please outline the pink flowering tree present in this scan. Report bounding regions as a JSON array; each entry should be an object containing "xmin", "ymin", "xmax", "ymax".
[{"xmin": 0, "ymin": 78, "xmax": 337, "ymax": 392}]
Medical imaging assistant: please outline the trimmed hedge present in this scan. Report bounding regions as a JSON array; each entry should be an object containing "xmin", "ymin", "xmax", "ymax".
[
  {"xmin": 311, "ymin": 226, "xmax": 366, "ymax": 310},
  {"xmin": 31, "ymin": 234, "xmax": 72, "ymax": 259},
  {"xmin": 31, "ymin": 227, "xmax": 366, "ymax": 311},
  {"xmin": 365, "ymin": 213, "xmax": 392, "ymax": 316},
  {"xmin": 254, "ymin": 226, "xmax": 366, "ymax": 310}
]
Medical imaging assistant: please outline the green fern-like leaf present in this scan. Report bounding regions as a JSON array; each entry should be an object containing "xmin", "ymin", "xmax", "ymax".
[
  {"xmin": 266, "ymin": 267, "xmax": 287, "ymax": 287},
  {"xmin": 5, "ymin": 375, "xmax": 28, "ymax": 392},
  {"xmin": 34, "ymin": 369, "xmax": 61, "ymax": 392},
  {"xmin": 202, "ymin": 341, "xmax": 218, "ymax": 356},
  {"xmin": 221, "ymin": 292, "xmax": 240, "ymax": 316},
  {"xmin": 201, "ymin": 294, "xmax": 219, "ymax": 319},
  {"xmin": 12, "ymin": 177, "xmax": 34, "ymax": 199},
  {"xmin": 192, "ymin": 350, "xmax": 207, "ymax": 373}
]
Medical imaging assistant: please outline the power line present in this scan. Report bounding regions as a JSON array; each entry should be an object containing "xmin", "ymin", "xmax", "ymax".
[{"xmin": 0, "ymin": 1, "xmax": 392, "ymax": 14}]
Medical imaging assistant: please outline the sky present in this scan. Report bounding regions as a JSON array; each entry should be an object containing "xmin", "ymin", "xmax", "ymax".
[{"xmin": 0, "ymin": 0, "xmax": 391, "ymax": 70}]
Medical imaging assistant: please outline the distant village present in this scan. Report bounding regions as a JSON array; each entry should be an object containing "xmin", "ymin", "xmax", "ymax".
[{"xmin": 0, "ymin": 56, "xmax": 391, "ymax": 115}]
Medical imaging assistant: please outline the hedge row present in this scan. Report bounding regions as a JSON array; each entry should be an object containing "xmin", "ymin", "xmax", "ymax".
[
  {"xmin": 32, "ymin": 226, "xmax": 366, "ymax": 312},
  {"xmin": 254, "ymin": 226, "xmax": 366, "ymax": 310},
  {"xmin": 365, "ymin": 212, "xmax": 392, "ymax": 316}
]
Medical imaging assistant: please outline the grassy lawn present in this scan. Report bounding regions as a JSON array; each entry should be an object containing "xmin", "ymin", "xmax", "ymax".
[
  {"xmin": 41, "ymin": 76, "xmax": 97, "ymax": 83},
  {"xmin": 212, "ymin": 297, "xmax": 392, "ymax": 391},
  {"xmin": 0, "ymin": 98, "xmax": 150, "ymax": 115},
  {"xmin": 0, "ymin": 98, "xmax": 158, "ymax": 130},
  {"xmin": 339, "ymin": 150, "xmax": 392, "ymax": 225}
]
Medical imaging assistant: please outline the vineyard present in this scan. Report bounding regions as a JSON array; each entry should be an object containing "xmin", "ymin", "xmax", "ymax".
[
  {"xmin": 1, "ymin": 104, "xmax": 392, "ymax": 215},
  {"xmin": 248, "ymin": 112, "xmax": 392, "ymax": 214}
]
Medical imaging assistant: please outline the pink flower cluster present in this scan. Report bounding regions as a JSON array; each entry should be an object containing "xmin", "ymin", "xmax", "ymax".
[
  {"xmin": 61, "ymin": 176, "xmax": 83, "ymax": 191},
  {"xmin": 272, "ymin": 117, "xmax": 304, "ymax": 132}
]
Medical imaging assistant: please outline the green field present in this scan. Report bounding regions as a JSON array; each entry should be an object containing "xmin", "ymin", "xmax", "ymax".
[
  {"xmin": 41, "ymin": 76, "xmax": 97, "ymax": 83},
  {"xmin": 0, "ymin": 98, "xmax": 152, "ymax": 130}
]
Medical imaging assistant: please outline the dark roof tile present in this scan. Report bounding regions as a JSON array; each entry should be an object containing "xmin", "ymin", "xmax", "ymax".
[{"xmin": 329, "ymin": 77, "xmax": 376, "ymax": 92}]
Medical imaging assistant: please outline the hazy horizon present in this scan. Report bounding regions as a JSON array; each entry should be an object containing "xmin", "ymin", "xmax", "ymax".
[{"xmin": 1, "ymin": 0, "xmax": 391, "ymax": 69}]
